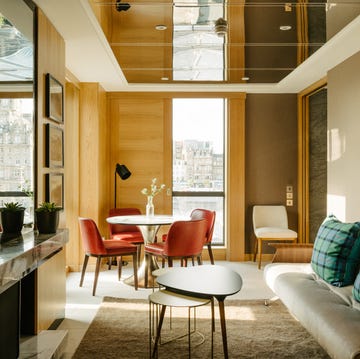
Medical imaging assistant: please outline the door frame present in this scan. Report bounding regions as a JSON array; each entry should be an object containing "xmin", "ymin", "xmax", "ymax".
[{"xmin": 297, "ymin": 78, "xmax": 327, "ymax": 243}]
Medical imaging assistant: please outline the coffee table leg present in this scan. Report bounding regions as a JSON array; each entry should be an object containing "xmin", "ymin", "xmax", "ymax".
[
  {"xmin": 217, "ymin": 298, "xmax": 228, "ymax": 359},
  {"xmin": 152, "ymin": 304, "xmax": 166, "ymax": 358}
]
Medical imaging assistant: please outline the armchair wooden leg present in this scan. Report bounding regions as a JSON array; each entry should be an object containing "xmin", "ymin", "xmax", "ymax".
[
  {"xmin": 258, "ymin": 239, "xmax": 263, "ymax": 269},
  {"xmin": 79, "ymin": 255, "xmax": 89, "ymax": 287},
  {"xmin": 93, "ymin": 256, "xmax": 102, "ymax": 296},
  {"xmin": 253, "ymin": 238, "xmax": 258, "ymax": 262}
]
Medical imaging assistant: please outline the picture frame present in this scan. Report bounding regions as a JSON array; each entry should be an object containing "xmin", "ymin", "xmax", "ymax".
[
  {"xmin": 45, "ymin": 73, "xmax": 63, "ymax": 123},
  {"xmin": 45, "ymin": 124, "xmax": 64, "ymax": 168},
  {"xmin": 45, "ymin": 173, "xmax": 64, "ymax": 209}
]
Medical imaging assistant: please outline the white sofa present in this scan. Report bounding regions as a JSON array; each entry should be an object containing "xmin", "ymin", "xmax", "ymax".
[{"xmin": 264, "ymin": 245, "xmax": 360, "ymax": 359}]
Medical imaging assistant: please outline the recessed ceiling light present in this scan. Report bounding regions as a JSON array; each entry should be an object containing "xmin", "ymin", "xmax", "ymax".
[
  {"xmin": 280, "ymin": 25, "xmax": 292, "ymax": 31},
  {"xmin": 242, "ymin": 76, "xmax": 250, "ymax": 81},
  {"xmin": 155, "ymin": 25, "xmax": 167, "ymax": 31},
  {"xmin": 161, "ymin": 77, "xmax": 169, "ymax": 81}
]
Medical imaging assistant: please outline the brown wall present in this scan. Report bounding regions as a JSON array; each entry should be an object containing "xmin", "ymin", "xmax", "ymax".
[{"xmin": 245, "ymin": 94, "xmax": 298, "ymax": 254}]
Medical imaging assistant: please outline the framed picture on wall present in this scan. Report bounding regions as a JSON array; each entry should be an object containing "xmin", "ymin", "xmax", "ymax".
[
  {"xmin": 45, "ymin": 173, "xmax": 64, "ymax": 209},
  {"xmin": 45, "ymin": 73, "xmax": 63, "ymax": 123},
  {"xmin": 45, "ymin": 124, "xmax": 64, "ymax": 168}
]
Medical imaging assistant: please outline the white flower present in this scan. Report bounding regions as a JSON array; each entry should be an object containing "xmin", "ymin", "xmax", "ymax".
[{"xmin": 141, "ymin": 178, "xmax": 167, "ymax": 198}]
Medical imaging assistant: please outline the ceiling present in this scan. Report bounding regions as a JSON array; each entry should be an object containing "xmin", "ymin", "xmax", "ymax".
[{"xmin": 34, "ymin": 0, "xmax": 360, "ymax": 93}]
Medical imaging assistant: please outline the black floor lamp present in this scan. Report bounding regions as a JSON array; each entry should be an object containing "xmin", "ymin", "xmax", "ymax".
[{"xmin": 114, "ymin": 163, "xmax": 131, "ymax": 208}]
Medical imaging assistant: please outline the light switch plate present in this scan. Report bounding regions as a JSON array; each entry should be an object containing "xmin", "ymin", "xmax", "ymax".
[
  {"xmin": 286, "ymin": 199, "xmax": 293, "ymax": 206},
  {"xmin": 286, "ymin": 185, "xmax": 293, "ymax": 193}
]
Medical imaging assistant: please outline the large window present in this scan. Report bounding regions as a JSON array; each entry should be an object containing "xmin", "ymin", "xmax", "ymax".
[
  {"xmin": 0, "ymin": 1, "xmax": 35, "ymax": 227},
  {"xmin": 172, "ymin": 98, "xmax": 225, "ymax": 245},
  {"xmin": 0, "ymin": 98, "xmax": 34, "ymax": 224}
]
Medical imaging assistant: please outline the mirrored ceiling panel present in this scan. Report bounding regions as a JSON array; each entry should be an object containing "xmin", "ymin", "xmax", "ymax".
[
  {"xmin": 0, "ymin": 2, "xmax": 33, "ymax": 82},
  {"xmin": 90, "ymin": 0, "xmax": 360, "ymax": 84}
]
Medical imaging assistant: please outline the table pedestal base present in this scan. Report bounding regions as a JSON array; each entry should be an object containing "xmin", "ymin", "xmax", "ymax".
[{"xmin": 124, "ymin": 255, "xmax": 159, "ymax": 288}]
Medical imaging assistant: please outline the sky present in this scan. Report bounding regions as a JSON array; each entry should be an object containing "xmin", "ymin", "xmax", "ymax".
[{"xmin": 172, "ymin": 98, "xmax": 224, "ymax": 153}]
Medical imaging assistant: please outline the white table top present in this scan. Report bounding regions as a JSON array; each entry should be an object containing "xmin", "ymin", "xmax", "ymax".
[
  {"xmin": 156, "ymin": 265, "xmax": 243, "ymax": 299},
  {"xmin": 106, "ymin": 214, "xmax": 189, "ymax": 226}
]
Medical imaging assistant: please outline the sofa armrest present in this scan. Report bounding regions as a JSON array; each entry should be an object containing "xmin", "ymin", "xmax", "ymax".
[{"xmin": 268, "ymin": 243, "xmax": 314, "ymax": 263}]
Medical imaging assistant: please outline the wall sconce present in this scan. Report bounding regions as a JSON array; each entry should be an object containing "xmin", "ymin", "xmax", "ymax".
[{"xmin": 114, "ymin": 163, "xmax": 131, "ymax": 208}]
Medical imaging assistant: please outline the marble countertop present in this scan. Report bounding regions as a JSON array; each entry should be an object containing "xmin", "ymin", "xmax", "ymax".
[{"xmin": 0, "ymin": 228, "xmax": 69, "ymax": 294}]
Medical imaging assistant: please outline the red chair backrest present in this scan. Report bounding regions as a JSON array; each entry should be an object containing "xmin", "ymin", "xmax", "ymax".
[
  {"xmin": 164, "ymin": 219, "xmax": 207, "ymax": 257},
  {"xmin": 108, "ymin": 208, "xmax": 142, "ymax": 236},
  {"xmin": 79, "ymin": 217, "xmax": 106, "ymax": 255},
  {"xmin": 190, "ymin": 208, "xmax": 216, "ymax": 244}
]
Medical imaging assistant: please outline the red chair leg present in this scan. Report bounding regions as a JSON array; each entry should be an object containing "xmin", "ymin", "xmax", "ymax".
[
  {"xmin": 144, "ymin": 253, "xmax": 149, "ymax": 288},
  {"xmin": 118, "ymin": 256, "xmax": 122, "ymax": 280},
  {"xmin": 136, "ymin": 245, "xmax": 141, "ymax": 268},
  {"xmin": 93, "ymin": 256, "xmax": 102, "ymax": 296},
  {"xmin": 207, "ymin": 243, "xmax": 215, "ymax": 265},
  {"xmin": 79, "ymin": 254, "xmax": 89, "ymax": 287},
  {"xmin": 132, "ymin": 253, "xmax": 138, "ymax": 290}
]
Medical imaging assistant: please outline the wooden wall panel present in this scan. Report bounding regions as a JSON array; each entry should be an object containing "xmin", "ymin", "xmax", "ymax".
[
  {"xmin": 64, "ymin": 82, "xmax": 81, "ymax": 270},
  {"xmin": 227, "ymin": 98, "xmax": 246, "ymax": 261},
  {"xmin": 36, "ymin": 8, "xmax": 66, "ymax": 332},
  {"xmin": 36, "ymin": 9, "xmax": 65, "ymax": 207},
  {"xmin": 108, "ymin": 96, "xmax": 171, "ymax": 219},
  {"xmin": 79, "ymin": 83, "xmax": 109, "ymax": 235}
]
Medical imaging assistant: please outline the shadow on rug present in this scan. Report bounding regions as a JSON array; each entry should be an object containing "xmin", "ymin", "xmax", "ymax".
[{"xmin": 73, "ymin": 297, "xmax": 330, "ymax": 359}]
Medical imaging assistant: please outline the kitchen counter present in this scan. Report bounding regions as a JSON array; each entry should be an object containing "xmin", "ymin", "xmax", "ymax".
[{"xmin": 0, "ymin": 229, "xmax": 69, "ymax": 294}]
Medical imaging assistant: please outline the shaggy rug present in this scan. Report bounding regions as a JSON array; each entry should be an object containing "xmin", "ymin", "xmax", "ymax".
[{"xmin": 73, "ymin": 296, "xmax": 330, "ymax": 359}]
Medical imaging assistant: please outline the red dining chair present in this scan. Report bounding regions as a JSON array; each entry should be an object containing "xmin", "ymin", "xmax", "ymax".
[
  {"xmin": 108, "ymin": 208, "xmax": 144, "ymax": 266},
  {"xmin": 161, "ymin": 208, "xmax": 216, "ymax": 264},
  {"xmin": 78, "ymin": 217, "xmax": 138, "ymax": 295},
  {"xmin": 144, "ymin": 219, "xmax": 207, "ymax": 286},
  {"xmin": 190, "ymin": 209, "xmax": 216, "ymax": 265}
]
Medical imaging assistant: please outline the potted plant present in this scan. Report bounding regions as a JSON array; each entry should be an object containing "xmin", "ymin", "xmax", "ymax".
[
  {"xmin": 0, "ymin": 202, "xmax": 25, "ymax": 234},
  {"xmin": 35, "ymin": 202, "xmax": 61, "ymax": 234}
]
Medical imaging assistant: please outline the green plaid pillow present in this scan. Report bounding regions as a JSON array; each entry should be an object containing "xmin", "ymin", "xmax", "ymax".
[
  {"xmin": 353, "ymin": 272, "xmax": 360, "ymax": 302},
  {"xmin": 311, "ymin": 215, "xmax": 360, "ymax": 287}
]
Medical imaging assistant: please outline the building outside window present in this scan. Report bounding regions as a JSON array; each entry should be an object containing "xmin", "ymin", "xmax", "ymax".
[
  {"xmin": 172, "ymin": 98, "xmax": 225, "ymax": 245},
  {"xmin": 0, "ymin": 98, "xmax": 34, "ymax": 223}
]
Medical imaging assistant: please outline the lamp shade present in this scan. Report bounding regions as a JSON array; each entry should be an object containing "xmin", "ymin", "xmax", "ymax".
[{"xmin": 116, "ymin": 163, "xmax": 131, "ymax": 180}]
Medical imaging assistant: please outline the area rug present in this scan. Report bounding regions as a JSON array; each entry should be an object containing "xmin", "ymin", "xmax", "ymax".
[{"xmin": 73, "ymin": 296, "xmax": 330, "ymax": 359}]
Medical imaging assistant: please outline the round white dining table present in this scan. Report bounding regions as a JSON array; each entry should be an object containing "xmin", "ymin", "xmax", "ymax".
[{"xmin": 106, "ymin": 214, "xmax": 188, "ymax": 288}]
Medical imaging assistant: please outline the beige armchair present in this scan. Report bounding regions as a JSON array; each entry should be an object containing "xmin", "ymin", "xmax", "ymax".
[{"xmin": 252, "ymin": 205, "xmax": 298, "ymax": 269}]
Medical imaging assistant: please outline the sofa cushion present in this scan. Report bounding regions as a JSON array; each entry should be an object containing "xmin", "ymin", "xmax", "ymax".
[
  {"xmin": 353, "ymin": 271, "xmax": 360, "ymax": 303},
  {"xmin": 271, "ymin": 272, "xmax": 360, "ymax": 359},
  {"xmin": 311, "ymin": 215, "xmax": 360, "ymax": 287}
]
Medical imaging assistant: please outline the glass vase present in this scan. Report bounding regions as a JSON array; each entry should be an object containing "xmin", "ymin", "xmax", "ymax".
[{"xmin": 146, "ymin": 196, "xmax": 154, "ymax": 217}]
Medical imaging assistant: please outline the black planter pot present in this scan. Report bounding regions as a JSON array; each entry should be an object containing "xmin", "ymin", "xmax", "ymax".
[
  {"xmin": 35, "ymin": 211, "xmax": 59, "ymax": 234},
  {"xmin": 1, "ymin": 210, "xmax": 24, "ymax": 234}
]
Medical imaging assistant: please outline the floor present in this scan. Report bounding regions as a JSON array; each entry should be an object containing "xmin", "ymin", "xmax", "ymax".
[{"xmin": 27, "ymin": 260, "xmax": 277, "ymax": 358}]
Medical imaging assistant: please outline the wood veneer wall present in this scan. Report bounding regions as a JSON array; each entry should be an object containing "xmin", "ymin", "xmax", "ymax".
[
  {"xmin": 36, "ymin": 8, "xmax": 66, "ymax": 332},
  {"xmin": 79, "ymin": 83, "xmax": 109, "ymax": 235}
]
